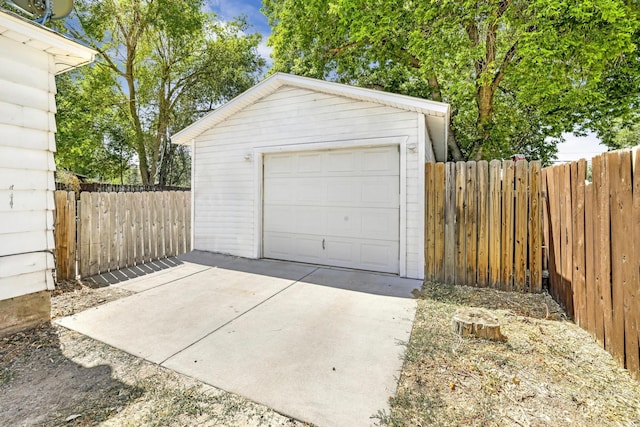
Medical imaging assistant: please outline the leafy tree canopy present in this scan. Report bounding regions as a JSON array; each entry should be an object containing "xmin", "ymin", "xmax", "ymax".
[
  {"xmin": 56, "ymin": 0, "xmax": 265, "ymax": 185},
  {"xmin": 264, "ymin": 0, "xmax": 639, "ymax": 163}
]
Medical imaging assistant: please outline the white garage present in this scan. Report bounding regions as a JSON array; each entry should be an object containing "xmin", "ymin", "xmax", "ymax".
[{"xmin": 172, "ymin": 73, "xmax": 450, "ymax": 279}]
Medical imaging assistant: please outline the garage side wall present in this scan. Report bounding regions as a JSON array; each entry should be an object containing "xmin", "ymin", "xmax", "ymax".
[{"xmin": 193, "ymin": 86, "xmax": 426, "ymax": 278}]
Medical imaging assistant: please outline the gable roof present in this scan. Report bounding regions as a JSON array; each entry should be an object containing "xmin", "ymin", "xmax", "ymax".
[
  {"xmin": 172, "ymin": 73, "xmax": 450, "ymax": 161},
  {"xmin": 0, "ymin": 9, "xmax": 95, "ymax": 74}
]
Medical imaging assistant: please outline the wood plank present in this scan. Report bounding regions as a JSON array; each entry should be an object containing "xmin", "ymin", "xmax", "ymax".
[
  {"xmin": 156, "ymin": 192, "xmax": 165, "ymax": 258},
  {"xmin": 143, "ymin": 192, "xmax": 152, "ymax": 262},
  {"xmin": 541, "ymin": 168, "xmax": 550, "ymax": 282},
  {"xmin": 108, "ymin": 193, "xmax": 118, "ymax": 271},
  {"xmin": 134, "ymin": 192, "xmax": 144, "ymax": 265},
  {"xmin": 592, "ymin": 154, "xmax": 607, "ymax": 345},
  {"xmin": 476, "ymin": 161, "xmax": 489, "ymax": 287},
  {"xmin": 98, "ymin": 193, "xmax": 109, "ymax": 274},
  {"xmin": 54, "ymin": 191, "xmax": 68, "ymax": 281},
  {"xmin": 165, "ymin": 192, "xmax": 173, "ymax": 257},
  {"xmin": 125, "ymin": 193, "xmax": 135, "ymax": 267},
  {"xmin": 149, "ymin": 192, "xmax": 158, "ymax": 260},
  {"xmin": 632, "ymin": 149, "xmax": 640, "ymax": 379},
  {"xmin": 561, "ymin": 163, "xmax": 574, "ymax": 317},
  {"xmin": 434, "ymin": 164, "xmax": 446, "ymax": 282},
  {"xmin": 529, "ymin": 162, "xmax": 542, "ymax": 293},
  {"xmin": 67, "ymin": 192, "xmax": 76, "ymax": 280},
  {"xmin": 514, "ymin": 160, "xmax": 528, "ymax": 291},
  {"xmin": 425, "ymin": 163, "xmax": 436, "ymax": 281},
  {"xmin": 177, "ymin": 192, "xmax": 186, "ymax": 255},
  {"xmin": 185, "ymin": 191, "xmax": 192, "ymax": 252},
  {"xmin": 88, "ymin": 192, "xmax": 100, "ymax": 277},
  {"xmin": 116, "ymin": 193, "xmax": 126, "ymax": 270},
  {"xmin": 608, "ymin": 151, "xmax": 634, "ymax": 369},
  {"xmin": 547, "ymin": 166, "xmax": 562, "ymax": 303},
  {"xmin": 572, "ymin": 161, "xmax": 587, "ymax": 327},
  {"xmin": 501, "ymin": 160, "xmax": 515, "ymax": 291},
  {"xmin": 78, "ymin": 192, "xmax": 89, "ymax": 278},
  {"xmin": 444, "ymin": 163, "xmax": 456, "ymax": 284},
  {"xmin": 455, "ymin": 162, "xmax": 466, "ymax": 285},
  {"xmin": 488, "ymin": 160, "xmax": 502, "ymax": 289},
  {"xmin": 584, "ymin": 183, "xmax": 596, "ymax": 338},
  {"xmin": 598, "ymin": 154, "xmax": 613, "ymax": 351},
  {"xmin": 464, "ymin": 161, "xmax": 477, "ymax": 286}
]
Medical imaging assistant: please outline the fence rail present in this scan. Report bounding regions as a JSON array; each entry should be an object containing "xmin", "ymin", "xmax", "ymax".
[
  {"xmin": 543, "ymin": 148, "xmax": 640, "ymax": 379},
  {"xmin": 425, "ymin": 160, "xmax": 543, "ymax": 292},
  {"xmin": 53, "ymin": 190, "xmax": 191, "ymax": 280}
]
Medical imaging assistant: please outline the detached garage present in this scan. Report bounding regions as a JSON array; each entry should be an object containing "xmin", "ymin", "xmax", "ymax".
[{"xmin": 172, "ymin": 73, "xmax": 449, "ymax": 279}]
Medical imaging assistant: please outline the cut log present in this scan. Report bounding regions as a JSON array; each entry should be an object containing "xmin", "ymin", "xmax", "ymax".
[{"xmin": 451, "ymin": 308, "xmax": 506, "ymax": 342}]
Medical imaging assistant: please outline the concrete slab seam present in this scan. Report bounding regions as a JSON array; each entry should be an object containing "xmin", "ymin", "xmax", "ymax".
[
  {"xmin": 158, "ymin": 267, "xmax": 320, "ymax": 365},
  {"xmin": 128, "ymin": 267, "xmax": 215, "ymax": 293}
]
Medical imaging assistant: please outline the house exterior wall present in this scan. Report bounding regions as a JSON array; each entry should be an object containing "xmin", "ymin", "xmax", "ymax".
[
  {"xmin": 193, "ymin": 86, "xmax": 427, "ymax": 278},
  {"xmin": 0, "ymin": 35, "xmax": 57, "ymax": 302}
]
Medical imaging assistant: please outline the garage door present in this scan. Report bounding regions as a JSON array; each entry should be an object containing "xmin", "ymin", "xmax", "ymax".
[{"xmin": 263, "ymin": 146, "xmax": 400, "ymax": 273}]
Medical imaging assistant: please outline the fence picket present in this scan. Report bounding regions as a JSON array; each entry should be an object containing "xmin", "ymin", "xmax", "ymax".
[
  {"xmin": 501, "ymin": 160, "xmax": 515, "ymax": 291},
  {"xmin": 476, "ymin": 161, "xmax": 489, "ymax": 287},
  {"xmin": 608, "ymin": 151, "xmax": 633, "ymax": 368},
  {"xmin": 464, "ymin": 162, "xmax": 477, "ymax": 286},
  {"xmin": 444, "ymin": 163, "xmax": 456, "ymax": 284},
  {"xmin": 434, "ymin": 163, "xmax": 446, "ymax": 282},
  {"xmin": 455, "ymin": 162, "xmax": 466, "ymax": 285},
  {"xmin": 425, "ymin": 163, "xmax": 436, "ymax": 281},
  {"xmin": 488, "ymin": 160, "xmax": 501, "ymax": 288},
  {"xmin": 514, "ymin": 161, "xmax": 528, "ymax": 291},
  {"xmin": 529, "ymin": 162, "xmax": 542, "ymax": 293}
]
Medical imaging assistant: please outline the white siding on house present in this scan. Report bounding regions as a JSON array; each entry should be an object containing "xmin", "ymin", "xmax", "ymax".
[
  {"xmin": 193, "ymin": 86, "xmax": 425, "ymax": 278},
  {"xmin": 0, "ymin": 35, "xmax": 58, "ymax": 299}
]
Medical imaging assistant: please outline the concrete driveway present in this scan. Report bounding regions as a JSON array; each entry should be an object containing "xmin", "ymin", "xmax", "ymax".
[{"xmin": 56, "ymin": 251, "xmax": 420, "ymax": 427}]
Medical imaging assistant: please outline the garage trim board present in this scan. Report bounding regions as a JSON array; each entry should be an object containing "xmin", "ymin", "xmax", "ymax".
[{"xmin": 254, "ymin": 136, "xmax": 410, "ymax": 276}]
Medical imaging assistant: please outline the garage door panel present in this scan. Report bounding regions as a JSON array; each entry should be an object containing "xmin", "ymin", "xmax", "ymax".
[
  {"xmin": 263, "ymin": 145, "xmax": 400, "ymax": 273},
  {"xmin": 362, "ymin": 149, "xmax": 398, "ymax": 173},
  {"xmin": 326, "ymin": 151, "xmax": 357, "ymax": 172}
]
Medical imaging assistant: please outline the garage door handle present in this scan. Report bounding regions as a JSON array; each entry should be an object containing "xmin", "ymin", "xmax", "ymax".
[{"xmin": 322, "ymin": 239, "xmax": 325, "ymax": 250}]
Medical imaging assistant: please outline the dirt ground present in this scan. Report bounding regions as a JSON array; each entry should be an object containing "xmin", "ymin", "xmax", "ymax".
[
  {"xmin": 2, "ymin": 279, "xmax": 640, "ymax": 426},
  {"xmin": 0, "ymin": 281, "xmax": 308, "ymax": 427}
]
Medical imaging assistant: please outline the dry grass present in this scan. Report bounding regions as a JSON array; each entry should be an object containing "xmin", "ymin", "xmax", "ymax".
[{"xmin": 376, "ymin": 282, "xmax": 640, "ymax": 426}]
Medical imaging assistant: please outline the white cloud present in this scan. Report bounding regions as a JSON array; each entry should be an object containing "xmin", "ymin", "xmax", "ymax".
[{"xmin": 556, "ymin": 131, "xmax": 607, "ymax": 163}]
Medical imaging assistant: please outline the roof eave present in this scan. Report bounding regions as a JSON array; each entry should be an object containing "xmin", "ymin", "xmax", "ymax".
[{"xmin": 0, "ymin": 9, "xmax": 96, "ymax": 74}]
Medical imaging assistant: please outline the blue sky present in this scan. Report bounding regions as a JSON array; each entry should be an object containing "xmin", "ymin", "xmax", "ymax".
[
  {"xmin": 204, "ymin": 0, "xmax": 607, "ymax": 162},
  {"xmin": 205, "ymin": 0, "xmax": 273, "ymax": 62}
]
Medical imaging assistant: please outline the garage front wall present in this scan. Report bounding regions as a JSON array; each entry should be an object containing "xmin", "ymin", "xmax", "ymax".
[{"xmin": 193, "ymin": 86, "xmax": 425, "ymax": 279}]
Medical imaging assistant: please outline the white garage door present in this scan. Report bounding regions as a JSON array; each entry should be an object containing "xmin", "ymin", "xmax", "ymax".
[{"xmin": 263, "ymin": 146, "xmax": 400, "ymax": 273}]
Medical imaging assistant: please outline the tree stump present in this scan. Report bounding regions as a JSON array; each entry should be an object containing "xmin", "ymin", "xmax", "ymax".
[{"xmin": 451, "ymin": 308, "xmax": 506, "ymax": 342}]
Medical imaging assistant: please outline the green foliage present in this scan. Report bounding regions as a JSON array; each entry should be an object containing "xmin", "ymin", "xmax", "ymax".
[
  {"xmin": 264, "ymin": 0, "xmax": 638, "ymax": 162},
  {"xmin": 56, "ymin": 0, "xmax": 265, "ymax": 185}
]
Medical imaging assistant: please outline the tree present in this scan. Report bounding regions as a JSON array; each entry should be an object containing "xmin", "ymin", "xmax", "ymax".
[
  {"xmin": 59, "ymin": 0, "xmax": 264, "ymax": 185},
  {"xmin": 55, "ymin": 65, "xmax": 135, "ymax": 181},
  {"xmin": 264, "ymin": 0, "xmax": 638, "ymax": 162}
]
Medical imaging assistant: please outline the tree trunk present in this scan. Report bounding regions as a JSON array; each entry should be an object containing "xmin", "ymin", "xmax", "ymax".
[{"xmin": 451, "ymin": 308, "xmax": 506, "ymax": 341}]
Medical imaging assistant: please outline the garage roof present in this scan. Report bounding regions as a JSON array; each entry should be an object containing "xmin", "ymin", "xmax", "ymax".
[
  {"xmin": 0, "ymin": 9, "xmax": 95, "ymax": 74},
  {"xmin": 172, "ymin": 73, "xmax": 450, "ymax": 161}
]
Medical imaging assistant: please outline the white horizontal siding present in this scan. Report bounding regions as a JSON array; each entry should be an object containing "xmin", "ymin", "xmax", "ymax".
[
  {"xmin": 0, "ymin": 36, "xmax": 57, "ymax": 300},
  {"xmin": 194, "ymin": 87, "xmax": 424, "ymax": 277}
]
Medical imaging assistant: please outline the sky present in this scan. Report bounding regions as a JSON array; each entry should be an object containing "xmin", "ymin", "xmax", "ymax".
[{"xmin": 205, "ymin": 0, "xmax": 609, "ymax": 163}]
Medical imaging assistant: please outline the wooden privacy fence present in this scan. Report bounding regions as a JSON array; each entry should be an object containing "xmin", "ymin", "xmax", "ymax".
[
  {"xmin": 543, "ymin": 148, "xmax": 640, "ymax": 379},
  {"xmin": 53, "ymin": 190, "xmax": 191, "ymax": 280},
  {"xmin": 425, "ymin": 160, "xmax": 543, "ymax": 292}
]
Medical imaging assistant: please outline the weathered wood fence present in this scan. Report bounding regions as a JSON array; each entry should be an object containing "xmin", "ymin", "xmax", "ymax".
[
  {"xmin": 543, "ymin": 148, "xmax": 640, "ymax": 379},
  {"xmin": 425, "ymin": 160, "xmax": 543, "ymax": 292},
  {"xmin": 53, "ymin": 190, "xmax": 191, "ymax": 281}
]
